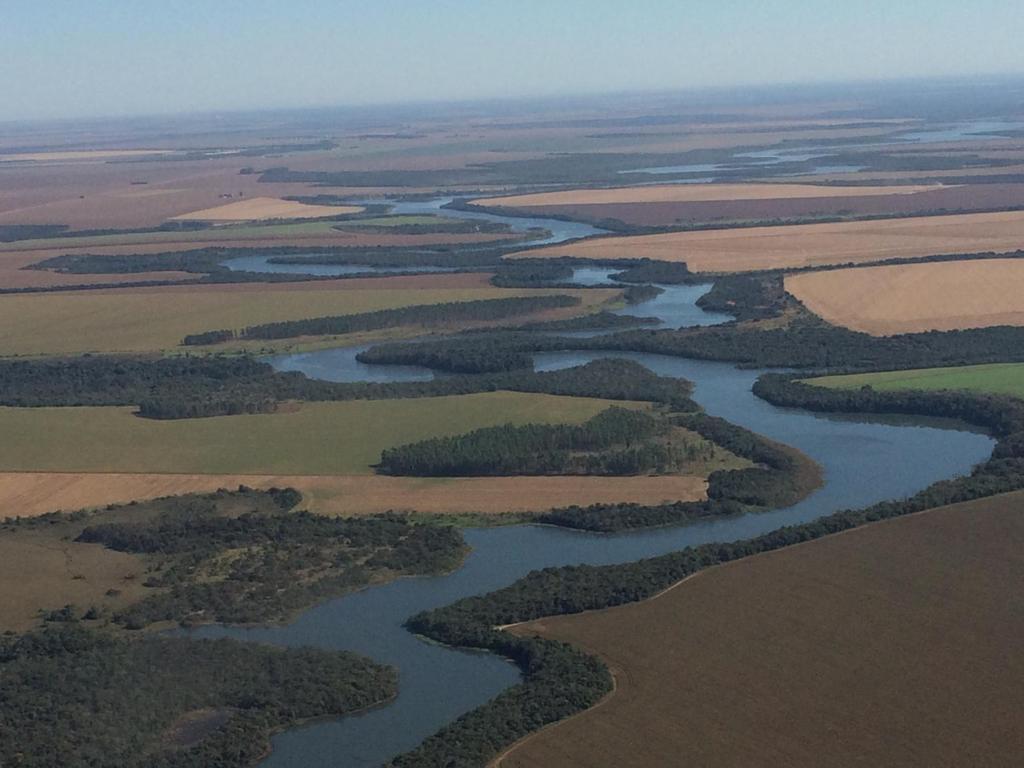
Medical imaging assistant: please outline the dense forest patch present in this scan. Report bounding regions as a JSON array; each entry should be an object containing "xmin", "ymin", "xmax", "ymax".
[
  {"xmin": 378, "ymin": 407, "xmax": 725, "ymax": 477},
  {"xmin": 0, "ymin": 627, "xmax": 395, "ymax": 768}
]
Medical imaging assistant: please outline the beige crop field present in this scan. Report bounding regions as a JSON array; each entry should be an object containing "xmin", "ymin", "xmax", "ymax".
[
  {"xmin": 503, "ymin": 491, "xmax": 1024, "ymax": 768},
  {"xmin": 170, "ymin": 196, "xmax": 364, "ymax": 221},
  {"xmin": 786, "ymin": 259, "xmax": 1024, "ymax": 334},
  {"xmin": 476, "ymin": 182, "xmax": 942, "ymax": 207},
  {"xmin": 0, "ymin": 279, "xmax": 612, "ymax": 355},
  {"xmin": 0, "ymin": 472, "xmax": 707, "ymax": 520},
  {"xmin": 517, "ymin": 210, "xmax": 1024, "ymax": 272}
]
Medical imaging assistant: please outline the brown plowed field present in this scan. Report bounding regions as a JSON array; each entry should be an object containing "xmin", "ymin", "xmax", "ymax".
[
  {"xmin": 786, "ymin": 259, "xmax": 1024, "ymax": 334},
  {"xmin": 487, "ymin": 183, "xmax": 1024, "ymax": 227},
  {"xmin": 518, "ymin": 210, "xmax": 1024, "ymax": 272},
  {"xmin": 0, "ymin": 472, "xmax": 706, "ymax": 520},
  {"xmin": 503, "ymin": 491, "xmax": 1024, "ymax": 768}
]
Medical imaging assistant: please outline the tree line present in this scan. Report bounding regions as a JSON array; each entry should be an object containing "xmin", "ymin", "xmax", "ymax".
[
  {"xmin": 185, "ymin": 294, "xmax": 582, "ymax": 345},
  {"xmin": 378, "ymin": 407, "xmax": 703, "ymax": 477},
  {"xmin": 0, "ymin": 355, "xmax": 698, "ymax": 420},
  {"xmin": 358, "ymin": 314, "xmax": 1024, "ymax": 374}
]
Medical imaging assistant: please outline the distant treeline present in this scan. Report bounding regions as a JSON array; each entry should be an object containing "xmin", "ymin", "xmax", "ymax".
[
  {"xmin": 389, "ymin": 381, "xmax": 1024, "ymax": 768},
  {"xmin": 378, "ymin": 407, "xmax": 702, "ymax": 477},
  {"xmin": 190, "ymin": 294, "xmax": 581, "ymax": 345},
  {"xmin": 0, "ymin": 627, "xmax": 395, "ymax": 768},
  {"xmin": 333, "ymin": 219, "xmax": 517, "ymax": 236},
  {"xmin": 489, "ymin": 261, "xmax": 575, "ymax": 287},
  {"xmin": 359, "ymin": 316, "xmax": 1024, "ymax": 374},
  {"xmin": 0, "ymin": 220, "xmax": 208, "ymax": 243},
  {"xmin": 0, "ymin": 356, "xmax": 697, "ymax": 420}
]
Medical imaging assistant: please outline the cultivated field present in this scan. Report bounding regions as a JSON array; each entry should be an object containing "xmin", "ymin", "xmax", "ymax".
[
  {"xmin": 518, "ymin": 210, "xmax": 1024, "ymax": 272},
  {"xmin": 477, "ymin": 182, "xmax": 942, "ymax": 207},
  {"xmin": 805, "ymin": 362, "xmax": 1024, "ymax": 398},
  {"xmin": 170, "ymin": 196, "xmax": 364, "ymax": 221},
  {"xmin": 0, "ymin": 394, "xmax": 627, "ymax": 475},
  {"xmin": 0, "ymin": 472, "xmax": 708, "ymax": 520},
  {"xmin": 504, "ymin": 491, "xmax": 1024, "ymax": 768},
  {"xmin": 0, "ymin": 221, "xmax": 522, "ymax": 253},
  {"xmin": 480, "ymin": 183, "xmax": 1024, "ymax": 228},
  {"xmin": 0, "ymin": 277, "xmax": 612, "ymax": 355},
  {"xmin": 786, "ymin": 258, "xmax": 1024, "ymax": 334}
]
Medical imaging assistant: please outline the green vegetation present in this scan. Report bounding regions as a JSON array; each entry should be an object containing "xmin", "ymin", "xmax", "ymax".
[
  {"xmin": 0, "ymin": 356, "xmax": 695, "ymax": 420},
  {"xmin": 0, "ymin": 393, "xmax": 614, "ymax": 475},
  {"xmin": 378, "ymin": 407, "xmax": 708, "ymax": 477},
  {"xmin": 805, "ymin": 363, "xmax": 1024, "ymax": 399},
  {"xmin": 192, "ymin": 294, "xmax": 582, "ymax": 344},
  {"xmin": 360, "ymin": 315, "xmax": 1024, "ymax": 374},
  {"xmin": 694, "ymin": 273, "xmax": 789, "ymax": 322},
  {"xmin": 0, "ymin": 284, "xmax": 571, "ymax": 356},
  {"xmin": 0, "ymin": 627, "xmax": 395, "ymax": 768}
]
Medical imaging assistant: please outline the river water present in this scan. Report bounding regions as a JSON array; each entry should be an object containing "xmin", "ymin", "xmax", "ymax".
[{"xmin": 190, "ymin": 200, "xmax": 995, "ymax": 768}]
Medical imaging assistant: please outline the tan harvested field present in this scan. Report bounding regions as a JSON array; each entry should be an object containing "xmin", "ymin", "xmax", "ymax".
[
  {"xmin": 518, "ymin": 210, "xmax": 1024, "ymax": 272},
  {"xmin": 0, "ymin": 472, "xmax": 707, "ymax": 520},
  {"xmin": 0, "ymin": 224, "xmax": 517, "ymax": 255},
  {"xmin": 0, "ymin": 149, "xmax": 172, "ymax": 162},
  {"xmin": 0, "ymin": 160, "xmax": 321, "ymax": 229},
  {"xmin": 0, "ymin": 529, "xmax": 149, "ymax": 632},
  {"xmin": 480, "ymin": 183, "xmax": 1024, "ymax": 228},
  {"xmin": 477, "ymin": 183, "xmax": 942, "ymax": 207},
  {"xmin": 0, "ymin": 276, "xmax": 609, "ymax": 355},
  {"xmin": 504, "ymin": 491, "xmax": 1024, "ymax": 768},
  {"xmin": 169, "ymin": 196, "xmax": 363, "ymax": 221},
  {"xmin": 787, "ymin": 259, "xmax": 1024, "ymax": 334}
]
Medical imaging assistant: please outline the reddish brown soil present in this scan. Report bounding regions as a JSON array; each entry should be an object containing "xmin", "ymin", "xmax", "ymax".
[{"xmin": 504, "ymin": 491, "xmax": 1024, "ymax": 768}]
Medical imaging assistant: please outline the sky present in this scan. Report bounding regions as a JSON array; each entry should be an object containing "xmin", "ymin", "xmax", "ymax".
[{"xmin": 1, "ymin": 0, "xmax": 1022, "ymax": 121}]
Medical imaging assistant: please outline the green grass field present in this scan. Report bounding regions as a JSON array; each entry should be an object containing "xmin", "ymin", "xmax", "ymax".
[
  {"xmin": 805, "ymin": 363, "xmax": 1024, "ymax": 399},
  {"xmin": 0, "ymin": 393, "xmax": 630, "ymax": 475},
  {"xmin": 0, "ymin": 284, "xmax": 612, "ymax": 356}
]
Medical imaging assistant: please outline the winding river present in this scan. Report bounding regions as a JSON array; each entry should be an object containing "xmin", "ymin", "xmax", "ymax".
[{"xmin": 191, "ymin": 200, "xmax": 995, "ymax": 767}]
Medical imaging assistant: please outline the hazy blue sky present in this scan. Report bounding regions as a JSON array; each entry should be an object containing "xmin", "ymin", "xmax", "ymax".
[{"xmin": 2, "ymin": 0, "xmax": 1022, "ymax": 120}]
